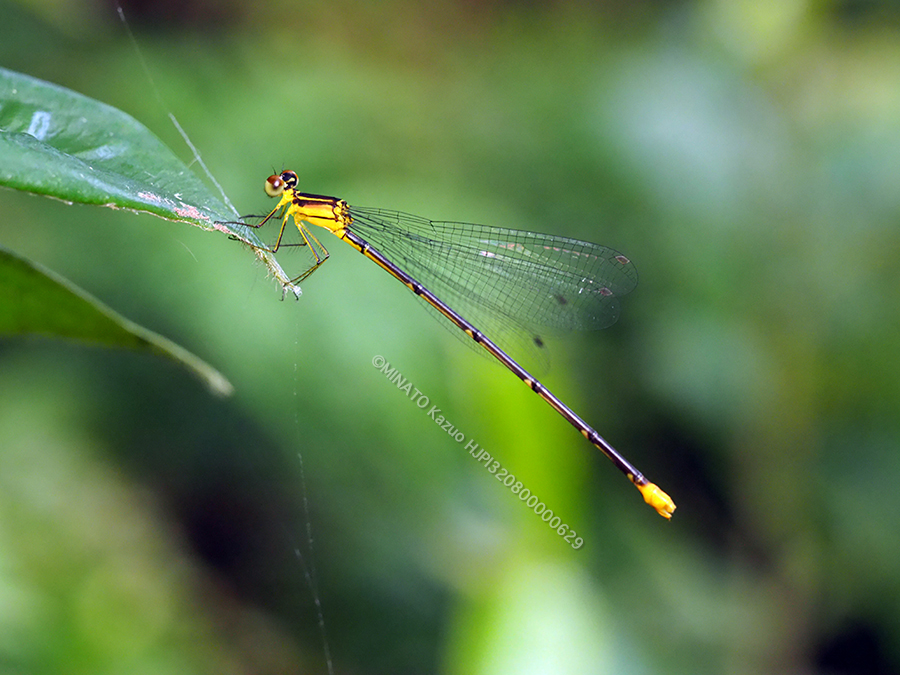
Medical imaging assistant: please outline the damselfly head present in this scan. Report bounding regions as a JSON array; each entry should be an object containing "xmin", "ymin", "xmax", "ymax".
[{"xmin": 265, "ymin": 170, "xmax": 299, "ymax": 198}]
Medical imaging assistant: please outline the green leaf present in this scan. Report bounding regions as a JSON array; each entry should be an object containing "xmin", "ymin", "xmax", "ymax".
[
  {"xmin": 0, "ymin": 66, "xmax": 299, "ymax": 294},
  {"xmin": 0, "ymin": 244, "xmax": 233, "ymax": 396}
]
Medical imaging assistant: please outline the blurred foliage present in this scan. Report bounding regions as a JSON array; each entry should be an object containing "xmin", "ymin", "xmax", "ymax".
[
  {"xmin": 0, "ymin": 244, "xmax": 232, "ymax": 393},
  {"xmin": 1, "ymin": 0, "xmax": 900, "ymax": 674}
]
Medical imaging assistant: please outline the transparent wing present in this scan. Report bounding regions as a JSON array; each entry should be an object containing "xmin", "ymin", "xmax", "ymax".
[{"xmin": 347, "ymin": 207, "xmax": 638, "ymax": 371}]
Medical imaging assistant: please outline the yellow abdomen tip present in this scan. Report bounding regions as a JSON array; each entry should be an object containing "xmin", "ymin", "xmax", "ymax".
[{"xmin": 638, "ymin": 482, "xmax": 676, "ymax": 520}]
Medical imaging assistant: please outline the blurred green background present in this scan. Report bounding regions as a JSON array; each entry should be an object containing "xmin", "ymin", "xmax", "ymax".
[{"xmin": 2, "ymin": 0, "xmax": 899, "ymax": 673}]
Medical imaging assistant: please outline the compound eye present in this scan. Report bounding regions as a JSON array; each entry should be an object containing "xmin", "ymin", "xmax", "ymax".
[{"xmin": 264, "ymin": 174, "xmax": 283, "ymax": 198}]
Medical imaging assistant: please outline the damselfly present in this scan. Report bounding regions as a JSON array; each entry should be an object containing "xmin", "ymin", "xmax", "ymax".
[{"xmin": 232, "ymin": 171, "xmax": 675, "ymax": 519}]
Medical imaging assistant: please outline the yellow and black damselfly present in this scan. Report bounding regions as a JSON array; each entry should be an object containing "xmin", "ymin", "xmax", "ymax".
[{"xmin": 232, "ymin": 171, "xmax": 675, "ymax": 519}]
